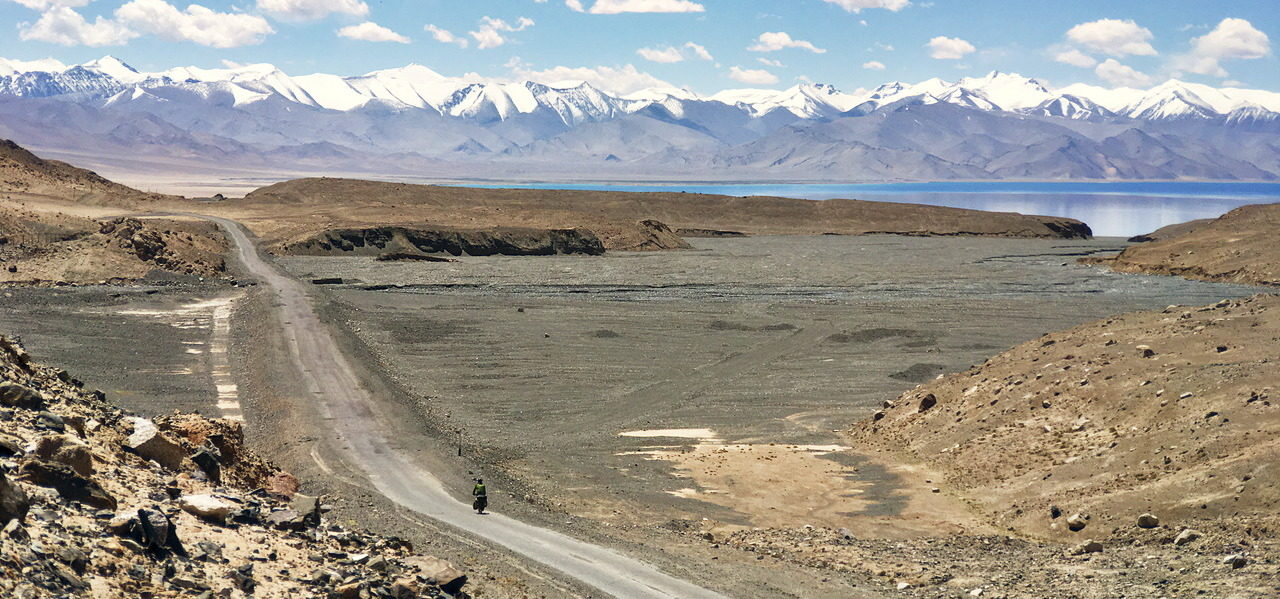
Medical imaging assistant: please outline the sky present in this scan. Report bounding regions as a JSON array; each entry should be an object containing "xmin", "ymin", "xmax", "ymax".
[{"xmin": 1, "ymin": 0, "xmax": 1277, "ymax": 95}]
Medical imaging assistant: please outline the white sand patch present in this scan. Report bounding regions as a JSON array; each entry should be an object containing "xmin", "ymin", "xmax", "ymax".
[{"xmin": 618, "ymin": 428, "xmax": 717, "ymax": 439}]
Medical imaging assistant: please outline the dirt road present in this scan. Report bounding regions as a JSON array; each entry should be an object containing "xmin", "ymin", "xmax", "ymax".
[{"xmin": 204, "ymin": 214, "xmax": 729, "ymax": 599}]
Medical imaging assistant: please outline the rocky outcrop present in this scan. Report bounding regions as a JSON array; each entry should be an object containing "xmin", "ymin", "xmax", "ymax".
[
  {"xmin": 282, "ymin": 225, "xmax": 606, "ymax": 257},
  {"xmin": 0, "ymin": 332, "xmax": 469, "ymax": 598}
]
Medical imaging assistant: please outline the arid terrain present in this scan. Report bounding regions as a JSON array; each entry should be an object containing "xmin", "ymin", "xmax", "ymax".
[
  {"xmin": 217, "ymin": 177, "xmax": 1092, "ymax": 256},
  {"xmin": 3, "ymin": 137, "xmax": 1279, "ymax": 598},
  {"xmin": 1087, "ymin": 203, "xmax": 1280, "ymax": 287}
]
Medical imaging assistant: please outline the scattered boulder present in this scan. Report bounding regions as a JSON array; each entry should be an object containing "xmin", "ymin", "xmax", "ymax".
[
  {"xmin": 405, "ymin": 556, "xmax": 467, "ymax": 594},
  {"xmin": 1136, "ymin": 513, "xmax": 1160, "ymax": 528},
  {"xmin": 0, "ymin": 469, "xmax": 30, "ymax": 524},
  {"xmin": 32, "ymin": 434, "xmax": 94, "ymax": 477},
  {"xmin": 178, "ymin": 494, "xmax": 237, "ymax": 522},
  {"xmin": 17, "ymin": 459, "xmax": 116, "ymax": 509},
  {"xmin": 1173, "ymin": 529, "xmax": 1203, "ymax": 546},
  {"xmin": 123, "ymin": 417, "xmax": 188, "ymax": 470},
  {"xmin": 1071, "ymin": 540, "xmax": 1103, "ymax": 555},
  {"xmin": 0, "ymin": 383, "xmax": 44, "ymax": 410},
  {"xmin": 917, "ymin": 393, "xmax": 937, "ymax": 413},
  {"xmin": 1223, "ymin": 554, "xmax": 1248, "ymax": 569},
  {"xmin": 1066, "ymin": 513, "xmax": 1088, "ymax": 532}
]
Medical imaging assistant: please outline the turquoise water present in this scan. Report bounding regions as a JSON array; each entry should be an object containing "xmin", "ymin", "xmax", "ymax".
[{"xmin": 466, "ymin": 182, "xmax": 1280, "ymax": 238}]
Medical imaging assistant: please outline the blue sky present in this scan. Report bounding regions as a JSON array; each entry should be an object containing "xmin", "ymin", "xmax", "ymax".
[{"xmin": 1, "ymin": 0, "xmax": 1276, "ymax": 94}]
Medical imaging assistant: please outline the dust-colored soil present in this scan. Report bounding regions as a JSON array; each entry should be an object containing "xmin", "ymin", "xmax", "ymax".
[
  {"xmin": 0, "ymin": 209, "xmax": 227, "ymax": 284},
  {"xmin": 2, "ymin": 139, "xmax": 225, "ymax": 284},
  {"xmin": 1, "ymin": 138, "xmax": 171, "ymax": 207},
  {"xmin": 1087, "ymin": 203, "xmax": 1280, "ymax": 286},
  {"xmin": 205, "ymin": 177, "xmax": 1091, "ymax": 255}
]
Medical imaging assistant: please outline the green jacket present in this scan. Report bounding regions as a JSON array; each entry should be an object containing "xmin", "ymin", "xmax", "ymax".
[{"xmin": 473, "ymin": 483, "xmax": 487, "ymax": 497}]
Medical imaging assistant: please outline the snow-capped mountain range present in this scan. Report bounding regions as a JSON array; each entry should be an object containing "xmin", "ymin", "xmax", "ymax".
[{"xmin": 2, "ymin": 56, "xmax": 1279, "ymax": 181}]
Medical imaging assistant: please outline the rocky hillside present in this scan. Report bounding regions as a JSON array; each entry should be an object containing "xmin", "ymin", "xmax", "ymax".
[
  {"xmin": 1087, "ymin": 203, "xmax": 1280, "ymax": 287},
  {"xmin": 0, "ymin": 139, "xmax": 166, "ymax": 205},
  {"xmin": 0, "ymin": 213, "xmax": 227, "ymax": 285},
  {"xmin": 850, "ymin": 294, "xmax": 1279, "ymax": 539},
  {"xmin": 0, "ymin": 333, "xmax": 468, "ymax": 598}
]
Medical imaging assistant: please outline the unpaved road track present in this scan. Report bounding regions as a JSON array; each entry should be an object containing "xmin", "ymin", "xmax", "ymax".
[{"xmin": 204, "ymin": 215, "xmax": 729, "ymax": 599}]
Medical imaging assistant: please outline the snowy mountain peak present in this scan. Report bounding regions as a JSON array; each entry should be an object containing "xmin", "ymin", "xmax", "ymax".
[{"xmin": 79, "ymin": 56, "xmax": 142, "ymax": 83}]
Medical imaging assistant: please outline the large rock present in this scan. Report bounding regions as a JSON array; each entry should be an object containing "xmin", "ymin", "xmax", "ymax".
[
  {"xmin": 0, "ymin": 384, "xmax": 43, "ymax": 410},
  {"xmin": 0, "ymin": 469, "xmax": 30, "ymax": 524},
  {"xmin": 123, "ymin": 417, "xmax": 188, "ymax": 470},
  {"xmin": 17, "ymin": 459, "xmax": 116, "ymax": 509},
  {"xmin": 405, "ymin": 556, "xmax": 467, "ymax": 594},
  {"xmin": 178, "ymin": 494, "xmax": 236, "ymax": 522},
  {"xmin": 1173, "ymin": 529, "xmax": 1203, "ymax": 546},
  {"xmin": 32, "ymin": 435, "xmax": 94, "ymax": 477},
  {"xmin": 1066, "ymin": 513, "xmax": 1088, "ymax": 532},
  {"xmin": 1136, "ymin": 513, "xmax": 1160, "ymax": 528}
]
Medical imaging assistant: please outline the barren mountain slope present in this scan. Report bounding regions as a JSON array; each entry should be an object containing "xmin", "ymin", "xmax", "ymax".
[
  {"xmin": 1088, "ymin": 203, "xmax": 1280, "ymax": 286},
  {"xmin": 0, "ymin": 138, "xmax": 169, "ymax": 205},
  {"xmin": 227, "ymin": 177, "xmax": 1091, "ymax": 254},
  {"xmin": 0, "ymin": 140, "xmax": 226, "ymax": 284},
  {"xmin": 850, "ymin": 294, "xmax": 1279, "ymax": 541}
]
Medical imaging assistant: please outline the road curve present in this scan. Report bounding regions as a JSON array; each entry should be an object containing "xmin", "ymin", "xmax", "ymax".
[{"xmin": 203, "ymin": 215, "xmax": 729, "ymax": 599}]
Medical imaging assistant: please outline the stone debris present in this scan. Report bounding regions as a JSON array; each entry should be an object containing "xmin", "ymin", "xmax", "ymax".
[
  {"xmin": 178, "ymin": 494, "xmax": 237, "ymax": 522},
  {"xmin": 122, "ymin": 417, "xmax": 188, "ymax": 471},
  {"xmin": 1070, "ymin": 540, "xmax": 1103, "ymax": 555},
  {"xmin": 1173, "ymin": 528, "xmax": 1203, "ymax": 546},
  {"xmin": 0, "ymin": 334, "xmax": 466, "ymax": 598}
]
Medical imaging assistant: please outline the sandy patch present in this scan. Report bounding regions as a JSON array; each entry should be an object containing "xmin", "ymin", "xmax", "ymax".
[{"xmin": 618, "ymin": 426, "xmax": 990, "ymax": 536}]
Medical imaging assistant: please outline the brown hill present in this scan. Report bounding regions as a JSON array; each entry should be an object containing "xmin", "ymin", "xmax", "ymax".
[
  {"xmin": 0, "ymin": 139, "xmax": 165, "ymax": 205},
  {"xmin": 850, "ymin": 294, "xmax": 1279, "ymax": 541},
  {"xmin": 228, "ymin": 177, "xmax": 1092, "ymax": 254},
  {"xmin": 1088, "ymin": 203, "xmax": 1280, "ymax": 286}
]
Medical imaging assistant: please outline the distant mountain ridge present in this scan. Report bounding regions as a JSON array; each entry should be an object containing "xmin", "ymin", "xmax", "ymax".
[{"xmin": 1, "ymin": 56, "xmax": 1279, "ymax": 182}]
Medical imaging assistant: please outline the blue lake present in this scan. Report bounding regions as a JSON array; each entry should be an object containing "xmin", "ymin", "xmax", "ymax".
[{"xmin": 468, "ymin": 181, "xmax": 1280, "ymax": 238}]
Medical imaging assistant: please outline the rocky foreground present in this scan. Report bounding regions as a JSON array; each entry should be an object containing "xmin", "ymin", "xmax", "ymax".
[{"xmin": 0, "ymin": 333, "xmax": 469, "ymax": 598}]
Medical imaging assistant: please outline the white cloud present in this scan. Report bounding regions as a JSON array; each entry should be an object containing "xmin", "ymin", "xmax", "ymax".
[
  {"xmin": 425, "ymin": 24, "xmax": 468, "ymax": 48},
  {"xmin": 757, "ymin": 57, "xmax": 783, "ymax": 67},
  {"xmin": 1053, "ymin": 48, "xmax": 1097, "ymax": 68},
  {"xmin": 1193, "ymin": 18, "xmax": 1270, "ymax": 60},
  {"xmin": 636, "ymin": 41, "xmax": 712, "ymax": 63},
  {"xmin": 926, "ymin": 36, "xmax": 974, "ymax": 60},
  {"xmin": 509, "ymin": 63, "xmax": 675, "ymax": 94},
  {"xmin": 585, "ymin": 0, "xmax": 704, "ymax": 13},
  {"xmin": 469, "ymin": 16, "xmax": 534, "ymax": 50},
  {"xmin": 116, "ymin": 0, "xmax": 274, "ymax": 48},
  {"xmin": 637, "ymin": 46, "xmax": 683, "ymax": 63},
  {"xmin": 684, "ymin": 41, "xmax": 712, "ymax": 61},
  {"xmin": 820, "ymin": 0, "xmax": 909, "ymax": 12},
  {"xmin": 862, "ymin": 60, "xmax": 886, "ymax": 70},
  {"xmin": 565, "ymin": 0, "xmax": 585, "ymax": 11},
  {"xmin": 748, "ymin": 31, "xmax": 826, "ymax": 54},
  {"xmin": 338, "ymin": 21, "xmax": 408, "ymax": 44},
  {"xmin": 1094, "ymin": 58, "xmax": 1152, "ymax": 88},
  {"xmin": 1066, "ymin": 19, "xmax": 1156, "ymax": 56},
  {"xmin": 256, "ymin": 0, "xmax": 368, "ymax": 21},
  {"xmin": 9, "ymin": 0, "xmax": 90, "ymax": 10},
  {"xmin": 727, "ymin": 65, "xmax": 778, "ymax": 85},
  {"xmin": 1172, "ymin": 18, "xmax": 1270, "ymax": 79},
  {"xmin": 18, "ymin": 6, "xmax": 137, "ymax": 46}
]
